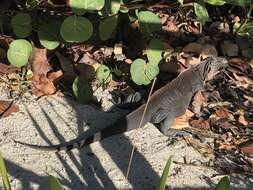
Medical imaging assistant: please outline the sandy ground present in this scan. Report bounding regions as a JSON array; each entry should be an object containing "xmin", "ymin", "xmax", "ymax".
[{"xmin": 0, "ymin": 86, "xmax": 252, "ymax": 190}]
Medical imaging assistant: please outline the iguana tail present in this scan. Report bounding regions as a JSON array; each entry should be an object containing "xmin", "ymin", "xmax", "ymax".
[{"xmin": 14, "ymin": 105, "xmax": 145, "ymax": 151}]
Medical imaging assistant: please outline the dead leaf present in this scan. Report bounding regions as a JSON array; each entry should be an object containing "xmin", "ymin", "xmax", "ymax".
[
  {"xmin": 171, "ymin": 109, "xmax": 194, "ymax": 129},
  {"xmin": 190, "ymin": 120, "xmax": 210, "ymax": 130},
  {"xmin": 162, "ymin": 20, "xmax": 179, "ymax": 34},
  {"xmin": 215, "ymin": 107, "xmax": 233, "ymax": 119},
  {"xmin": 229, "ymin": 57, "xmax": 251, "ymax": 73},
  {"xmin": 0, "ymin": 63, "xmax": 19, "ymax": 76},
  {"xmin": 30, "ymin": 48, "xmax": 56, "ymax": 96},
  {"xmin": 240, "ymin": 141, "xmax": 253, "ymax": 155},
  {"xmin": 32, "ymin": 75, "xmax": 56, "ymax": 96},
  {"xmin": 30, "ymin": 47, "xmax": 51, "ymax": 76},
  {"xmin": 0, "ymin": 100, "xmax": 19, "ymax": 118},
  {"xmin": 48, "ymin": 70, "xmax": 63, "ymax": 82},
  {"xmin": 238, "ymin": 110, "xmax": 248, "ymax": 126}
]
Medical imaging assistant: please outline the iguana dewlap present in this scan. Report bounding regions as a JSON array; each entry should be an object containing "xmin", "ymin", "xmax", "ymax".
[{"xmin": 15, "ymin": 56, "xmax": 228, "ymax": 151}]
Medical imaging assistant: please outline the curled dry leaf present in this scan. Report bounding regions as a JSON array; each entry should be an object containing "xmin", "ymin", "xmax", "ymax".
[
  {"xmin": 238, "ymin": 110, "xmax": 249, "ymax": 126},
  {"xmin": 30, "ymin": 47, "xmax": 56, "ymax": 96},
  {"xmin": 0, "ymin": 100, "xmax": 19, "ymax": 118}
]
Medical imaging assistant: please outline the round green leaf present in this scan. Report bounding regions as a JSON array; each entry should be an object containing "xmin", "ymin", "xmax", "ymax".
[
  {"xmin": 69, "ymin": 0, "xmax": 105, "ymax": 14},
  {"xmin": 147, "ymin": 39, "xmax": 164, "ymax": 65},
  {"xmin": 204, "ymin": 0, "xmax": 225, "ymax": 5},
  {"xmin": 38, "ymin": 21, "xmax": 61, "ymax": 50},
  {"xmin": 11, "ymin": 13, "xmax": 32, "ymax": 38},
  {"xmin": 194, "ymin": 1, "xmax": 209, "ymax": 25},
  {"xmin": 130, "ymin": 58, "xmax": 159, "ymax": 85},
  {"xmin": 99, "ymin": 16, "xmax": 118, "ymax": 41},
  {"xmin": 96, "ymin": 64, "xmax": 112, "ymax": 84},
  {"xmin": 101, "ymin": 0, "xmax": 121, "ymax": 16},
  {"xmin": 138, "ymin": 11, "xmax": 161, "ymax": 35},
  {"xmin": 72, "ymin": 76, "xmax": 93, "ymax": 104},
  {"xmin": 7, "ymin": 39, "xmax": 32, "ymax": 67},
  {"xmin": 60, "ymin": 16, "xmax": 93, "ymax": 43}
]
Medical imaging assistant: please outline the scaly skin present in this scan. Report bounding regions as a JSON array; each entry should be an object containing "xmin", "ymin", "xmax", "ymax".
[{"xmin": 14, "ymin": 56, "xmax": 228, "ymax": 151}]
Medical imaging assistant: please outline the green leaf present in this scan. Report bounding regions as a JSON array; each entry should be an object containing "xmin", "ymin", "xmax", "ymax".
[
  {"xmin": 130, "ymin": 58, "xmax": 159, "ymax": 85},
  {"xmin": 214, "ymin": 176, "xmax": 230, "ymax": 190},
  {"xmin": 72, "ymin": 76, "xmax": 93, "ymax": 104},
  {"xmin": 204, "ymin": 0, "xmax": 225, "ymax": 5},
  {"xmin": 177, "ymin": 0, "xmax": 184, "ymax": 4},
  {"xmin": 100, "ymin": 0, "xmax": 121, "ymax": 16},
  {"xmin": 48, "ymin": 175, "xmax": 64, "ymax": 190},
  {"xmin": 233, "ymin": 22, "xmax": 253, "ymax": 36},
  {"xmin": 156, "ymin": 156, "xmax": 172, "ymax": 190},
  {"xmin": 0, "ymin": 152, "xmax": 11, "ymax": 190},
  {"xmin": 11, "ymin": 13, "xmax": 32, "ymax": 38},
  {"xmin": 147, "ymin": 39, "xmax": 164, "ymax": 65},
  {"xmin": 7, "ymin": 39, "xmax": 32, "ymax": 67},
  {"xmin": 96, "ymin": 64, "xmax": 112, "ymax": 84},
  {"xmin": 38, "ymin": 21, "xmax": 61, "ymax": 50},
  {"xmin": 224, "ymin": 0, "xmax": 251, "ymax": 7},
  {"xmin": 138, "ymin": 11, "xmax": 161, "ymax": 36},
  {"xmin": 69, "ymin": 0, "xmax": 105, "ymax": 14},
  {"xmin": 99, "ymin": 16, "xmax": 118, "ymax": 41},
  {"xmin": 60, "ymin": 16, "xmax": 93, "ymax": 43},
  {"xmin": 194, "ymin": 0, "xmax": 209, "ymax": 25}
]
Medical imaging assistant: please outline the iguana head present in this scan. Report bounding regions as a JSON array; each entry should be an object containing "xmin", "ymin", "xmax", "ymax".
[{"xmin": 196, "ymin": 56, "xmax": 228, "ymax": 81}]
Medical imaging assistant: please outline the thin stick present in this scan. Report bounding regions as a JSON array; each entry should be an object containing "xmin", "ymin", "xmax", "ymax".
[{"xmin": 125, "ymin": 77, "xmax": 157, "ymax": 179}]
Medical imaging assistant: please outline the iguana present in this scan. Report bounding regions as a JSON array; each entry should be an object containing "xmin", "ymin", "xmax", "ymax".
[{"xmin": 15, "ymin": 56, "xmax": 228, "ymax": 151}]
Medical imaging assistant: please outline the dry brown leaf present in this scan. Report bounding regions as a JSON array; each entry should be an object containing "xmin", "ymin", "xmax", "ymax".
[
  {"xmin": 215, "ymin": 107, "xmax": 233, "ymax": 119},
  {"xmin": 30, "ymin": 48, "xmax": 56, "ymax": 96},
  {"xmin": 0, "ymin": 63, "xmax": 19, "ymax": 76},
  {"xmin": 240, "ymin": 141, "xmax": 253, "ymax": 155},
  {"xmin": 162, "ymin": 20, "xmax": 179, "ymax": 33},
  {"xmin": 171, "ymin": 109, "xmax": 194, "ymax": 129},
  {"xmin": 30, "ymin": 47, "xmax": 51, "ymax": 76},
  {"xmin": 0, "ymin": 100, "xmax": 19, "ymax": 118},
  {"xmin": 228, "ymin": 57, "xmax": 251, "ymax": 73},
  {"xmin": 32, "ymin": 75, "xmax": 56, "ymax": 96},
  {"xmin": 190, "ymin": 120, "xmax": 210, "ymax": 130},
  {"xmin": 238, "ymin": 110, "xmax": 249, "ymax": 126},
  {"xmin": 48, "ymin": 70, "xmax": 63, "ymax": 82}
]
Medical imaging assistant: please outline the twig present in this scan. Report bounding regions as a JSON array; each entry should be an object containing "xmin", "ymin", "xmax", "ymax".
[{"xmin": 125, "ymin": 77, "xmax": 157, "ymax": 179}]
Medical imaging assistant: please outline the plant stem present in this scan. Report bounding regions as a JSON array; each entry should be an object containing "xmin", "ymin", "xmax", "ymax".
[{"xmin": 235, "ymin": 1, "xmax": 253, "ymax": 35}]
